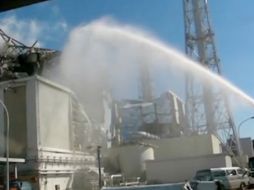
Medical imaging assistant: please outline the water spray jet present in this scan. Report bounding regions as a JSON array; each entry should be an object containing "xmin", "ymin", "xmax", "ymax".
[{"xmin": 61, "ymin": 21, "xmax": 254, "ymax": 108}]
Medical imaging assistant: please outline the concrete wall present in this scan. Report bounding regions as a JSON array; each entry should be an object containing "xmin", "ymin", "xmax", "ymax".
[
  {"xmin": 146, "ymin": 154, "xmax": 232, "ymax": 183},
  {"xmin": 119, "ymin": 146, "xmax": 154, "ymax": 179},
  {"xmin": 38, "ymin": 81, "xmax": 71, "ymax": 150},
  {"xmin": 103, "ymin": 145, "xmax": 154, "ymax": 179},
  {"xmin": 145, "ymin": 134, "xmax": 221, "ymax": 160},
  {"xmin": 211, "ymin": 135, "xmax": 222, "ymax": 153},
  {"xmin": 1, "ymin": 85, "xmax": 27, "ymax": 158},
  {"xmin": 0, "ymin": 76, "xmax": 73, "ymax": 156},
  {"xmin": 104, "ymin": 134, "xmax": 225, "ymax": 182}
]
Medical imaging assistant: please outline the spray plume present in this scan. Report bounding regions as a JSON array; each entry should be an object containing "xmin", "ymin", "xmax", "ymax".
[{"xmin": 46, "ymin": 19, "xmax": 254, "ymax": 121}]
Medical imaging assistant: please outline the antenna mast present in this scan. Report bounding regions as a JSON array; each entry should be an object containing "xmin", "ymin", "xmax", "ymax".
[{"xmin": 183, "ymin": 0, "xmax": 241, "ymax": 156}]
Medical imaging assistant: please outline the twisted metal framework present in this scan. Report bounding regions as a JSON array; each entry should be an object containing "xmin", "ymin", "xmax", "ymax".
[
  {"xmin": 183, "ymin": 0, "xmax": 240, "ymax": 155},
  {"xmin": 0, "ymin": 29, "xmax": 59, "ymax": 81}
]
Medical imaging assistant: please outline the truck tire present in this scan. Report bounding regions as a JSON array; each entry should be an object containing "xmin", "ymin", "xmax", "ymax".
[
  {"xmin": 240, "ymin": 183, "xmax": 246, "ymax": 190},
  {"xmin": 215, "ymin": 181, "xmax": 225, "ymax": 190}
]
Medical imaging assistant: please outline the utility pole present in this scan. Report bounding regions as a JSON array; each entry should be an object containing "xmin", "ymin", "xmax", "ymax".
[
  {"xmin": 183, "ymin": 0, "xmax": 240, "ymax": 156},
  {"xmin": 97, "ymin": 146, "xmax": 102, "ymax": 189}
]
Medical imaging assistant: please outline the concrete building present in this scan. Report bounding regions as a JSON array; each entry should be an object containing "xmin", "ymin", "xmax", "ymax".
[
  {"xmin": 103, "ymin": 134, "xmax": 232, "ymax": 183},
  {"xmin": 144, "ymin": 134, "xmax": 231, "ymax": 183},
  {"xmin": 0, "ymin": 76, "xmax": 96, "ymax": 190},
  {"xmin": 112, "ymin": 91, "xmax": 185, "ymax": 144},
  {"xmin": 146, "ymin": 154, "xmax": 231, "ymax": 183},
  {"xmin": 240, "ymin": 137, "xmax": 254, "ymax": 158}
]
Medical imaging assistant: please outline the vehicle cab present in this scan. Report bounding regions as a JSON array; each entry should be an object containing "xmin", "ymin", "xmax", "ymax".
[{"xmin": 194, "ymin": 167, "xmax": 249, "ymax": 190}]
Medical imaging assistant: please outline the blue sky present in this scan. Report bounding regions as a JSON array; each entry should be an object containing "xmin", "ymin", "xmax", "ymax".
[{"xmin": 1, "ymin": 0, "xmax": 254, "ymax": 137}]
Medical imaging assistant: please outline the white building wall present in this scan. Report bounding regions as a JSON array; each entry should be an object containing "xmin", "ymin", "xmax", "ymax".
[
  {"xmin": 211, "ymin": 135, "xmax": 222, "ymax": 154},
  {"xmin": 38, "ymin": 81, "xmax": 71, "ymax": 150},
  {"xmin": 0, "ymin": 76, "xmax": 95, "ymax": 190},
  {"xmin": 0, "ymin": 82, "xmax": 28, "ymax": 158},
  {"xmin": 146, "ymin": 154, "xmax": 232, "ymax": 183},
  {"xmin": 145, "ymin": 134, "xmax": 221, "ymax": 160}
]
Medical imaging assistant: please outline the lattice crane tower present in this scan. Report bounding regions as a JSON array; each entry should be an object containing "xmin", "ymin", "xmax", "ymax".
[{"xmin": 183, "ymin": 0, "xmax": 241, "ymax": 155}]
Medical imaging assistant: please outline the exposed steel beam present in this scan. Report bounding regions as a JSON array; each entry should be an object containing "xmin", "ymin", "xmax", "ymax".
[{"xmin": 0, "ymin": 0, "xmax": 48, "ymax": 12}]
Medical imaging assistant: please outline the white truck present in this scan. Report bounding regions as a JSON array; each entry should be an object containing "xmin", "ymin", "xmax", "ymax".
[{"xmin": 194, "ymin": 167, "xmax": 249, "ymax": 190}]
